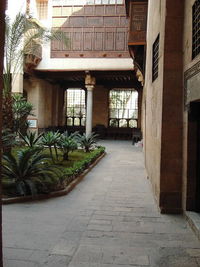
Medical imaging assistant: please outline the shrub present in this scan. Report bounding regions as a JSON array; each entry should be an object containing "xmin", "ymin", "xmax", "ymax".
[
  {"xmin": 40, "ymin": 131, "xmax": 61, "ymax": 162},
  {"xmin": 57, "ymin": 131, "xmax": 78, "ymax": 160},
  {"xmin": 77, "ymin": 132, "xmax": 99, "ymax": 152},
  {"xmin": 20, "ymin": 131, "xmax": 43, "ymax": 148},
  {"xmin": 2, "ymin": 147, "xmax": 62, "ymax": 196}
]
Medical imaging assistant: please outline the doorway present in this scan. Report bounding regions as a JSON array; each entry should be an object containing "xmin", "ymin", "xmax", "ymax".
[{"xmin": 187, "ymin": 102, "xmax": 200, "ymax": 211}]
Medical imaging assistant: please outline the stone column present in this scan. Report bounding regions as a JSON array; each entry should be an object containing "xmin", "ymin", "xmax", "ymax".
[
  {"xmin": 85, "ymin": 74, "xmax": 96, "ymax": 137},
  {"xmin": 12, "ymin": 73, "xmax": 24, "ymax": 94},
  {"xmin": 85, "ymin": 84, "xmax": 94, "ymax": 137}
]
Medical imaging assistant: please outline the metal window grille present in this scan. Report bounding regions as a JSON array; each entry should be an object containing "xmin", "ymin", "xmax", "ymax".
[
  {"xmin": 66, "ymin": 89, "xmax": 86, "ymax": 126},
  {"xmin": 109, "ymin": 89, "xmax": 138, "ymax": 128},
  {"xmin": 37, "ymin": 1, "xmax": 48, "ymax": 20},
  {"xmin": 192, "ymin": 0, "xmax": 200, "ymax": 59},
  {"xmin": 152, "ymin": 34, "xmax": 159, "ymax": 82}
]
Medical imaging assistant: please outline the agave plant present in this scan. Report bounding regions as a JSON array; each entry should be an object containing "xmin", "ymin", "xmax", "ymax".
[
  {"xmin": 20, "ymin": 131, "xmax": 43, "ymax": 148},
  {"xmin": 58, "ymin": 132, "xmax": 78, "ymax": 160},
  {"xmin": 77, "ymin": 132, "xmax": 99, "ymax": 152},
  {"xmin": 2, "ymin": 147, "xmax": 60, "ymax": 196},
  {"xmin": 40, "ymin": 131, "xmax": 61, "ymax": 162}
]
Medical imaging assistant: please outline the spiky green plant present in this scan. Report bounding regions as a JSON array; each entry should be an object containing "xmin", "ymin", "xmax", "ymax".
[
  {"xmin": 2, "ymin": 129, "xmax": 16, "ymax": 153},
  {"xmin": 13, "ymin": 94, "xmax": 34, "ymax": 134},
  {"xmin": 20, "ymin": 131, "xmax": 43, "ymax": 148},
  {"xmin": 2, "ymin": 147, "xmax": 61, "ymax": 196},
  {"xmin": 40, "ymin": 131, "xmax": 61, "ymax": 162},
  {"xmin": 77, "ymin": 132, "xmax": 99, "ymax": 152},
  {"xmin": 58, "ymin": 133, "xmax": 78, "ymax": 160}
]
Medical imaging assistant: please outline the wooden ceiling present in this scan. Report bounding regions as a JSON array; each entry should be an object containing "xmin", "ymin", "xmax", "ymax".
[{"xmin": 33, "ymin": 70, "xmax": 142, "ymax": 90}]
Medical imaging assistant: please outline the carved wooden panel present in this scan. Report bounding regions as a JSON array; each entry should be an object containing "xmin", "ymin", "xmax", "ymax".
[
  {"xmin": 51, "ymin": 4, "xmax": 130, "ymax": 58},
  {"xmin": 128, "ymin": 2, "xmax": 147, "ymax": 45}
]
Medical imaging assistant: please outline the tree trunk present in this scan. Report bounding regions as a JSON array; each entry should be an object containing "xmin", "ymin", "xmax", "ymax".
[
  {"xmin": 2, "ymin": 93, "xmax": 14, "ymax": 131},
  {"xmin": 63, "ymin": 152, "xmax": 69, "ymax": 160}
]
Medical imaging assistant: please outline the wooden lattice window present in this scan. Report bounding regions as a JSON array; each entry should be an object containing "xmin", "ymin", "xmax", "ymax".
[
  {"xmin": 152, "ymin": 34, "xmax": 159, "ymax": 82},
  {"xmin": 66, "ymin": 89, "xmax": 86, "ymax": 126},
  {"xmin": 192, "ymin": 0, "xmax": 200, "ymax": 59},
  {"xmin": 109, "ymin": 89, "xmax": 138, "ymax": 128},
  {"xmin": 37, "ymin": 1, "xmax": 48, "ymax": 20}
]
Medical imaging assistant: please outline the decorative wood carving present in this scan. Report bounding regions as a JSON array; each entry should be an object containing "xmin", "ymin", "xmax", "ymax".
[
  {"xmin": 128, "ymin": 2, "xmax": 147, "ymax": 45},
  {"xmin": 51, "ymin": 4, "xmax": 130, "ymax": 58}
]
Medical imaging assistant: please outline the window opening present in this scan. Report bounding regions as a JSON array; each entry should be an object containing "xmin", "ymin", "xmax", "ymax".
[
  {"xmin": 192, "ymin": 0, "xmax": 200, "ymax": 59},
  {"xmin": 152, "ymin": 34, "xmax": 159, "ymax": 82},
  {"xmin": 66, "ymin": 89, "xmax": 86, "ymax": 126},
  {"xmin": 37, "ymin": 0, "xmax": 48, "ymax": 20},
  {"xmin": 109, "ymin": 89, "xmax": 138, "ymax": 128}
]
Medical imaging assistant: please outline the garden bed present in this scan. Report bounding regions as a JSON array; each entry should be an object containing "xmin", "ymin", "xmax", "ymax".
[{"xmin": 2, "ymin": 146, "xmax": 105, "ymax": 204}]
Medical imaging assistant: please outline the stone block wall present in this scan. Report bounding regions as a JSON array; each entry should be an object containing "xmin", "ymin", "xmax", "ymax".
[{"xmin": 93, "ymin": 85, "xmax": 109, "ymax": 127}]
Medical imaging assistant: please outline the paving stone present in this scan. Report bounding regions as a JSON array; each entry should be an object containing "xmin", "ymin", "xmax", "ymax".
[
  {"xmin": 90, "ymin": 220, "xmax": 112, "ymax": 225},
  {"xmin": 3, "ymin": 141, "xmax": 200, "ymax": 267},
  {"xmin": 3, "ymin": 247, "xmax": 33, "ymax": 260},
  {"xmin": 43, "ymin": 255, "xmax": 71, "ymax": 267},
  {"xmin": 186, "ymin": 248, "xmax": 200, "ymax": 257},
  {"xmin": 51, "ymin": 240, "xmax": 78, "ymax": 256},
  {"xmin": 70, "ymin": 245, "xmax": 103, "ymax": 263},
  {"xmin": 196, "ymin": 257, "xmax": 200, "ymax": 265},
  {"xmin": 3, "ymin": 259, "xmax": 39, "ymax": 267},
  {"xmin": 154, "ymin": 247, "xmax": 199, "ymax": 267},
  {"xmin": 87, "ymin": 224, "xmax": 113, "ymax": 231},
  {"xmin": 101, "ymin": 247, "xmax": 150, "ymax": 266}
]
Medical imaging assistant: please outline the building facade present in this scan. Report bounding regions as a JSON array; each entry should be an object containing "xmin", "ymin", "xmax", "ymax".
[
  {"xmin": 6, "ymin": 0, "xmax": 142, "ymax": 139},
  {"xmin": 126, "ymin": 0, "xmax": 200, "ymax": 214},
  {"xmin": 6, "ymin": 0, "xmax": 200, "ymax": 217}
]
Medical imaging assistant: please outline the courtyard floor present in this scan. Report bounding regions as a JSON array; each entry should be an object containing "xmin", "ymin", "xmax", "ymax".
[{"xmin": 3, "ymin": 140, "xmax": 200, "ymax": 267}]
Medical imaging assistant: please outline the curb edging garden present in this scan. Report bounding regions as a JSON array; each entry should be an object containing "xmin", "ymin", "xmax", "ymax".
[{"xmin": 2, "ymin": 152, "xmax": 106, "ymax": 204}]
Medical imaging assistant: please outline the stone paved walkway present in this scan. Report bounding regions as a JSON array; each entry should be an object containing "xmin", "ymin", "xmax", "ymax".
[{"xmin": 3, "ymin": 141, "xmax": 200, "ymax": 267}]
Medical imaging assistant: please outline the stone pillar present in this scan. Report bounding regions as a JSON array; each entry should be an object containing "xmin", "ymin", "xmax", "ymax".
[
  {"xmin": 85, "ymin": 74, "xmax": 96, "ymax": 137},
  {"xmin": 85, "ymin": 84, "xmax": 94, "ymax": 137},
  {"xmin": 12, "ymin": 73, "xmax": 24, "ymax": 94}
]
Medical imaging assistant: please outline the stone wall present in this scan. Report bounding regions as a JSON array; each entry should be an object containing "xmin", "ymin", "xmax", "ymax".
[
  {"xmin": 143, "ymin": 0, "xmax": 165, "ymax": 207},
  {"xmin": 24, "ymin": 78, "xmax": 65, "ymax": 130},
  {"xmin": 93, "ymin": 86, "xmax": 109, "ymax": 127},
  {"xmin": 143, "ymin": 0, "xmax": 184, "ymax": 213}
]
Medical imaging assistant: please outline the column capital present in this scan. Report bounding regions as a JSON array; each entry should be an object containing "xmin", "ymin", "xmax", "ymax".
[
  {"xmin": 85, "ymin": 74, "xmax": 96, "ymax": 87},
  {"xmin": 85, "ymin": 84, "xmax": 94, "ymax": 91}
]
